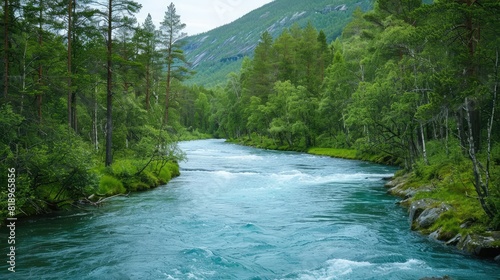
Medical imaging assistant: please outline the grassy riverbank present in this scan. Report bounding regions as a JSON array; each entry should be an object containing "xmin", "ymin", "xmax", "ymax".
[
  {"xmin": 96, "ymin": 159, "xmax": 180, "ymax": 195},
  {"xmin": 0, "ymin": 158, "xmax": 180, "ymax": 226},
  {"xmin": 0, "ymin": 128, "xmax": 215, "ymax": 225},
  {"xmin": 228, "ymin": 136, "xmax": 397, "ymax": 165},
  {"xmin": 307, "ymin": 148, "xmax": 358, "ymax": 160}
]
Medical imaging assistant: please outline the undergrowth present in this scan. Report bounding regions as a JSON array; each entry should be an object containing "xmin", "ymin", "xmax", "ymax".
[{"xmin": 403, "ymin": 140, "xmax": 500, "ymax": 234}]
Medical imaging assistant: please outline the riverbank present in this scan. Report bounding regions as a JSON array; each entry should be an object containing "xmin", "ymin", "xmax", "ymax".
[
  {"xmin": 1, "ymin": 159, "xmax": 180, "ymax": 226},
  {"xmin": 228, "ymin": 138, "xmax": 500, "ymax": 262},
  {"xmin": 228, "ymin": 137, "xmax": 397, "ymax": 165},
  {"xmin": 385, "ymin": 173, "xmax": 500, "ymax": 262}
]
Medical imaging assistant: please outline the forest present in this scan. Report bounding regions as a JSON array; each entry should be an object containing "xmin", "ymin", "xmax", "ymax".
[
  {"xmin": 1, "ymin": 0, "xmax": 500, "ymax": 236},
  {"xmin": 0, "ymin": 1, "xmax": 189, "ymax": 221}
]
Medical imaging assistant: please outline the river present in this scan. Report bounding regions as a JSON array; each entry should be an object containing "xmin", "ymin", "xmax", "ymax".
[{"xmin": 1, "ymin": 139, "xmax": 499, "ymax": 279}]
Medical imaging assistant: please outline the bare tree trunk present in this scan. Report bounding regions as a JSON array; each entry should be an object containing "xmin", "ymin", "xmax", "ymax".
[
  {"xmin": 92, "ymin": 84, "xmax": 99, "ymax": 150},
  {"xmin": 72, "ymin": 92, "xmax": 77, "ymax": 130},
  {"xmin": 465, "ymin": 98, "xmax": 494, "ymax": 219},
  {"xmin": 420, "ymin": 123, "xmax": 429, "ymax": 165},
  {"xmin": 165, "ymin": 44, "xmax": 172, "ymax": 125},
  {"xmin": 445, "ymin": 107, "xmax": 449, "ymax": 156},
  {"xmin": 146, "ymin": 61, "xmax": 150, "ymax": 110},
  {"xmin": 3, "ymin": 0, "xmax": 9, "ymax": 98},
  {"xmin": 486, "ymin": 49, "xmax": 498, "ymax": 190},
  {"xmin": 456, "ymin": 110, "xmax": 467, "ymax": 152},
  {"xmin": 105, "ymin": 0, "xmax": 113, "ymax": 167},
  {"xmin": 37, "ymin": 0, "xmax": 44, "ymax": 122},
  {"xmin": 67, "ymin": 0, "xmax": 73, "ymax": 128}
]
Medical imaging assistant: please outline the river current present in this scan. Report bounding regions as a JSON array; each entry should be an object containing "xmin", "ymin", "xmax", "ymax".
[{"xmin": 1, "ymin": 139, "xmax": 499, "ymax": 279}]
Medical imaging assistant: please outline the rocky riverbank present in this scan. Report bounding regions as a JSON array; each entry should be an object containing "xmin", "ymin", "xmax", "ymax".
[{"xmin": 385, "ymin": 174, "xmax": 500, "ymax": 262}]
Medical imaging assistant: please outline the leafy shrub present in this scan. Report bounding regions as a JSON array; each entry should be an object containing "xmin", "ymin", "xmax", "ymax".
[
  {"xmin": 166, "ymin": 161, "xmax": 180, "ymax": 177},
  {"xmin": 127, "ymin": 181, "xmax": 151, "ymax": 192},
  {"xmin": 139, "ymin": 170, "xmax": 159, "ymax": 187},
  {"xmin": 110, "ymin": 160, "xmax": 137, "ymax": 179},
  {"xmin": 98, "ymin": 175, "xmax": 126, "ymax": 196},
  {"xmin": 155, "ymin": 167, "xmax": 172, "ymax": 184}
]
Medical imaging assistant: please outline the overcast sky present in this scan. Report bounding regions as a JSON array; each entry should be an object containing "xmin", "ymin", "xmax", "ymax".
[{"xmin": 136, "ymin": 0, "xmax": 274, "ymax": 36}]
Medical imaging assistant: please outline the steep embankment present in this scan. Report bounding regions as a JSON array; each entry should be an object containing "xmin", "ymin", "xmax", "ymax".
[{"xmin": 182, "ymin": 0, "xmax": 372, "ymax": 87}]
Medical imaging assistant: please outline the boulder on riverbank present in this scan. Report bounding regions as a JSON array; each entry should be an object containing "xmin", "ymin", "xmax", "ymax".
[
  {"xmin": 457, "ymin": 232, "xmax": 500, "ymax": 258},
  {"xmin": 385, "ymin": 176, "xmax": 500, "ymax": 260},
  {"xmin": 413, "ymin": 202, "xmax": 451, "ymax": 230}
]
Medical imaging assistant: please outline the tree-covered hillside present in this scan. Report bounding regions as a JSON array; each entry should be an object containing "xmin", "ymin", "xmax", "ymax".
[{"xmin": 182, "ymin": 0, "xmax": 372, "ymax": 87}]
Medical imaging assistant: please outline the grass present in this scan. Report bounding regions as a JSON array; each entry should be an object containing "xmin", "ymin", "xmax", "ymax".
[
  {"xmin": 308, "ymin": 147, "xmax": 358, "ymax": 160},
  {"xmin": 96, "ymin": 159, "xmax": 180, "ymax": 196},
  {"xmin": 98, "ymin": 175, "xmax": 126, "ymax": 196},
  {"xmin": 396, "ymin": 140, "xmax": 500, "ymax": 237}
]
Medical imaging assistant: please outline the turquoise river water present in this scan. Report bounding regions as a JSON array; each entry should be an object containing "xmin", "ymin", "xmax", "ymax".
[{"xmin": 1, "ymin": 139, "xmax": 499, "ymax": 279}]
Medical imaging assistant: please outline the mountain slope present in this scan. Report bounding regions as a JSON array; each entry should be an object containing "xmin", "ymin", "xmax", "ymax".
[{"xmin": 182, "ymin": 0, "xmax": 372, "ymax": 87}]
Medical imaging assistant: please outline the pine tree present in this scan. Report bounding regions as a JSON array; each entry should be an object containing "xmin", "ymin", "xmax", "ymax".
[
  {"xmin": 160, "ymin": 2, "xmax": 188, "ymax": 126},
  {"xmin": 100, "ymin": 0, "xmax": 141, "ymax": 166}
]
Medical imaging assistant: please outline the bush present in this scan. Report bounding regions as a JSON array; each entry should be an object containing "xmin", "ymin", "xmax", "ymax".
[
  {"xmin": 155, "ymin": 167, "xmax": 172, "ymax": 184},
  {"xmin": 166, "ymin": 161, "xmax": 180, "ymax": 177},
  {"xmin": 110, "ymin": 159, "xmax": 137, "ymax": 179},
  {"xmin": 147, "ymin": 160, "xmax": 180, "ymax": 185},
  {"xmin": 98, "ymin": 175, "xmax": 126, "ymax": 196},
  {"xmin": 139, "ymin": 170, "xmax": 159, "ymax": 187},
  {"xmin": 127, "ymin": 181, "xmax": 150, "ymax": 192}
]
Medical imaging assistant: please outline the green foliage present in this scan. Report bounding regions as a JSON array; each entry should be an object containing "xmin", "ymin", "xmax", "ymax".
[
  {"xmin": 101, "ymin": 159, "xmax": 180, "ymax": 192},
  {"xmin": 98, "ymin": 175, "xmax": 126, "ymax": 196},
  {"xmin": 148, "ymin": 161, "xmax": 180, "ymax": 184},
  {"xmin": 0, "ymin": 0, "xmax": 186, "ymax": 224}
]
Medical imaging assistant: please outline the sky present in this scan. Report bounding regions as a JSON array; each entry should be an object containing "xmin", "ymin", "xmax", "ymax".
[{"xmin": 136, "ymin": 0, "xmax": 274, "ymax": 36}]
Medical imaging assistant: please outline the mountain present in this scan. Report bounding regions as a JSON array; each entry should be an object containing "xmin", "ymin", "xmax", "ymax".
[{"xmin": 182, "ymin": 0, "xmax": 373, "ymax": 87}]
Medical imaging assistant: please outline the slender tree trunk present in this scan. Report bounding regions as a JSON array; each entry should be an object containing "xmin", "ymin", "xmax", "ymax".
[
  {"xmin": 486, "ymin": 49, "xmax": 498, "ymax": 190},
  {"xmin": 165, "ymin": 44, "xmax": 172, "ymax": 125},
  {"xmin": 71, "ymin": 92, "xmax": 77, "ymax": 130},
  {"xmin": 445, "ymin": 107, "xmax": 449, "ymax": 156},
  {"xmin": 456, "ymin": 110, "xmax": 466, "ymax": 151},
  {"xmin": 420, "ymin": 123, "xmax": 429, "ymax": 165},
  {"xmin": 67, "ymin": 0, "xmax": 73, "ymax": 128},
  {"xmin": 105, "ymin": 0, "xmax": 113, "ymax": 166},
  {"xmin": 71, "ymin": 1, "xmax": 78, "ymax": 131},
  {"xmin": 21, "ymin": 40, "xmax": 27, "ymax": 115},
  {"xmin": 464, "ymin": 0, "xmax": 481, "ymax": 152},
  {"xmin": 37, "ymin": 0, "xmax": 43, "ymax": 122},
  {"xmin": 146, "ymin": 61, "xmax": 150, "ymax": 110},
  {"xmin": 465, "ymin": 98, "xmax": 494, "ymax": 218},
  {"xmin": 3, "ymin": 0, "xmax": 9, "ymax": 98},
  {"xmin": 92, "ymin": 84, "xmax": 99, "ymax": 150}
]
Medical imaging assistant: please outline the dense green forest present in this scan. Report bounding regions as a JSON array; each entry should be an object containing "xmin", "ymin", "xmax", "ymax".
[
  {"xmin": 0, "ymin": 1, "xmax": 196, "ymax": 221},
  {"xmin": 178, "ymin": 0, "xmax": 500, "ymax": 231}
]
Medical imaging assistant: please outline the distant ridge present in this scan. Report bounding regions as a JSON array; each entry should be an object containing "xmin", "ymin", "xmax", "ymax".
[{"xmin": 182, "ymin": 0, "xmax": 372, "ymax": 87}]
